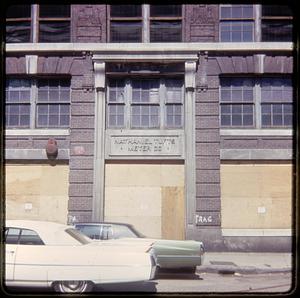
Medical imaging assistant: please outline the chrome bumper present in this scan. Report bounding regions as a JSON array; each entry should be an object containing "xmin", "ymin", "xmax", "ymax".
[
  {"xmin": 199, "ymin": 242, "xmax": 205, "ymax": 265},
  {"xmin": 149, "ymin": 253, "xmax": 158, "ymax": 280}
]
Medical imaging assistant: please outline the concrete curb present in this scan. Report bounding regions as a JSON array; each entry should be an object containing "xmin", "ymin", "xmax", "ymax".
[{"xmin": 197, "ymin": 265, "xmax": 291, "ymax": 275}]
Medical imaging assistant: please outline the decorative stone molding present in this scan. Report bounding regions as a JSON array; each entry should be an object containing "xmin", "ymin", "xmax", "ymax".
[
  {"xmin": 25, "ymin": 55, "xmax": 38, "ymax": 74},
  {"xmin": 72, "ymin": 5, "xmax": 107, "ymax": 42},
  {"xmin": 184, "ymin": 5, "xmax": 218, "ymax": 42},
  {"xmin": 254, "ymin": 54, "xmax": 265, "ymax": 74},
  {"xmin": 185, "ymin": 61, "xmax": 196, "ymax": 91},
  {"xmin": 94, "ymin": 62, "xmax": 105, "ymax": 91},
  {"xmin": 197, "ymin": 51, "xmax": 208, "ymax": 91},
  {"xmin": 190, "ymin": 5, "xmax": 215, "ymax": 24}
]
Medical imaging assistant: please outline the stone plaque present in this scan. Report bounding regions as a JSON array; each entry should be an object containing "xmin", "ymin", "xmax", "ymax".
[{"xmin": 109, "ymin": 135, "xmax": 182, "ymax": 157}]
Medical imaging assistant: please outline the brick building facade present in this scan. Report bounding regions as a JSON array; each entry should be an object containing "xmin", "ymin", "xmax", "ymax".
[{"xmin": 5, "ymin": 4, "xmax": 294, "ymax": 251}]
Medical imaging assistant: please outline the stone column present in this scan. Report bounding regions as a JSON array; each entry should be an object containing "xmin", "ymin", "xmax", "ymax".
[
  {"xmin": 185, "ymin": 61, "xmax": 197, "ymax": 229},
  {"xmin": 92, "ymin": 61, "xmax": 106, "ymax": 221}
]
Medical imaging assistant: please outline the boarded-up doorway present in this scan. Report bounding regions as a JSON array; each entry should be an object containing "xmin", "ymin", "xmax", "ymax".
[{"xmin": 104, "ymin": 163, "xmax": 185, "ymax": 239}]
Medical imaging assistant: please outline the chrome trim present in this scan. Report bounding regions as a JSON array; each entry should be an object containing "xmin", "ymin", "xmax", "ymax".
[{"xmin": 149, "ymin": 253, "xmax": 158, "ymax": 280}]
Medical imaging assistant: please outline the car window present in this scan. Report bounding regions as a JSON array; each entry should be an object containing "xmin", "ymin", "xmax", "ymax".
[
  {"xmin": 75, "ymin": 225, "xmax": 101, "ymax": 240},
  {"xmin": 19, "ymin": 229, "xmax": 45, "ymax": 245},
  {"xmin": 112, "ymin": 225, "xmax": 139, "ymax": 238},
  {"xmin": 101, "ymin": 226, "xmax": 113, "ymax": 240},
  {"xmin": 6, "ymin": 228, "xmax": 21, "ymax": 244},
  {"xmin": 5, "ymin": 228, "xmax": 45, "ymax": 245}
]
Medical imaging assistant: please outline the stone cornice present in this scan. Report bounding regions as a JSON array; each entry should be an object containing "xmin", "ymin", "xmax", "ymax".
[{"xmin": 6, "ymin": 42, "xmax": 293, "ymax": 56}]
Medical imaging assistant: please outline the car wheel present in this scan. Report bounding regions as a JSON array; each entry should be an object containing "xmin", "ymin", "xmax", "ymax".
[{"xmin": 53, "ymin": 280, "xmax": 93, "ymax": 293}]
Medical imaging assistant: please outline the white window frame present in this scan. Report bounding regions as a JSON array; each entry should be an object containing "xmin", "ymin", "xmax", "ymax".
[
  {"xmin": 106, "ymin": 77, "xmax": 184, "ymax": 130},
  {"xmin": 109, "ymin": 4, "xmax": 183, "ymax": 43},
  {"xmin": 5, "ymin": 78, "xmax": 71, "ymax": 129},
  {"xmin": 6, "ymin": 4, "xmax": 71, "ymax": 43},
  {"xmin": 220, "ymin": 76, "xmax": 293, "ymax": 129},
  {"xmin": 219, "ymin": 4, "xmax": 293, "ymax": 42},
  {"xmin": 219, "ymin": 4, "xmax": 256, "ymax": 42}
]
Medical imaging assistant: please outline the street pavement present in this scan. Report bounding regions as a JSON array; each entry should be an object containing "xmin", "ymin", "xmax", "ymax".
[{"xmin": 197, "ymin": 252, "xmax": 292, "ymax": 274}]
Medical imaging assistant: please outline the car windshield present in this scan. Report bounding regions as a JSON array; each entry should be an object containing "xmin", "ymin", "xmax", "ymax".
[{"xmin": 65, "ymin": 228, "xmax": 91, "ymax": 245}]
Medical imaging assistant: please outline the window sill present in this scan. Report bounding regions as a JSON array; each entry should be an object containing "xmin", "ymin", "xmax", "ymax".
[
  {"xmin": 220, "ymin": 129, "xmax": 293, "ymax": 136},
  {"xmin": 5, "ymin": 129, "xmax": 70, "ymax": 136}
]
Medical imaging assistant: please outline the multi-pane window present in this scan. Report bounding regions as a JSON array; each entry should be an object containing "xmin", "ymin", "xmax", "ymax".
[
  {"xmin": 261, "ymin": 5, "xmax": 293, "ymax": 41},
  {"xmin": 165, "ymin": 79, "xmax": 184, "ymax": 127},
  {"xmin": 37, "ymin": 79, "xmax": 71, "ymax": 127},
  {"xmin": 110, "ymin": 5, "xmax": 142, "ymax": 42},
  {"xmin": 107, "ymin": 77, "xmax": 184, "ymax": 129},
  {"xmin": 6, "ymin": 5, "xmax": 32, "ymax": 43},
  {"xmin": 6, "ymin": 5, "xmax": 70, "ymax": 43},
  {"xmin": 6, "ymin": 79, "xmax": 31, "ymax": 127},
  {"xmin": 150, "ymin": 5, "xmax": 182, "ymax": 42},
  {"xmin": 220, "ymin": 5, "xmax": 254, "ymax": 42},
  {"xmin": 5, "ymin": 78, "xmax": 71, "ymax": 128},
  {"xmin": 38, "ymin": 5, "xmax": 71, "ymax": 42},
  {"xmin": 219, "ymin": 5, "xmax": 293, "ymax": 42},
  {"xmin": 107, "ymin": 79, "xmax": 126, "ymax": 127},
  {"xmin": 261, "ymin": 78, "xmax": 293, "ymax": 127},
  {"xmin": 131, "ymin": 79, "xmax": 160, "ymax": 128},
  {"xmin": 220, "ymin": 78, "xmax": 255, "ymax": 127},
  {"xmin": 109, "ymin": 5, "xmax": 182, "ymax": 42},
  {"xmin": 220, "ymin": 77, "xmax": 293, "ymax": 128}
]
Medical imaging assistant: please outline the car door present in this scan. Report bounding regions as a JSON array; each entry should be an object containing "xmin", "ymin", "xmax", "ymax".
[
  {"xmin": 5, "ymin": 228, "xmax": 20, "ymax": 281},
  {"xmin": 12, "ymin": 228, "xmax": 48, "ymax": 284}
]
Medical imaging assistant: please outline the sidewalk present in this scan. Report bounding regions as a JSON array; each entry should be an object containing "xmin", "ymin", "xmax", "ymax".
[{"xmin": 197, "ymin": 252, "xmax": 292, "ymax": 274}]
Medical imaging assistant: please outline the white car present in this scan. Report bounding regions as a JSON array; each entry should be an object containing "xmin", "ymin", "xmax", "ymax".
[{"xmin": 5, "ymin": 220, "xmax": 157, "ymax": 293}]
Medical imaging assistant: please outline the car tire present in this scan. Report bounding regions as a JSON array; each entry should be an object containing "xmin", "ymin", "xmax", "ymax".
[{"xmin": 53, "ymin": 280, "xmax": 93, "ymax": 293}]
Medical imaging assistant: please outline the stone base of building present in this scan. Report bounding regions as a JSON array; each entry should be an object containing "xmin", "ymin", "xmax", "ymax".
[{"xmin": 186, "ymin": 226, "xmax": 292, "ymax": 252}]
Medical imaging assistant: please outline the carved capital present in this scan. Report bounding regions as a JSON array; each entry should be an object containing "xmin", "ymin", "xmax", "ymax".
[
  {"xmin": 185, "ymin": 61, "xmax": 196, "ymax": 91},
  {"xmin": 94, "ymin": 62, "xmax": 105, "ymax": 90}
]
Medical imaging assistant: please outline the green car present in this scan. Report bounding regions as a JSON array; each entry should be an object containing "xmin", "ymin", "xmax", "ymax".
[{"xmin": 74, "ymin": 222, "xmax": 205, "ymax": 273}]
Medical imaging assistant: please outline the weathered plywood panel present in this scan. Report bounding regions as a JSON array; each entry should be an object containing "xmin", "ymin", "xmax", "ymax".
[
  {"xmin": 6, "ymin": 164, "xmax": 69, "ymax": 224},
  {"xmin": 105, "ymin": 164, "xmax": 184, "ymax": 239},
  {"xmin": 105, "ymin": 185, "xmax": 162, "ymax": 238},
  {"xmin": 161, "ymin": 187, "xmax": 185, "ymax": 240},
  {"xmin": 105, "ymin": 164, "xmax": 184, "ymax": 187},
  {"xmin": 221, "ymin": 163, "xmax": 292, "ymax": 229}
]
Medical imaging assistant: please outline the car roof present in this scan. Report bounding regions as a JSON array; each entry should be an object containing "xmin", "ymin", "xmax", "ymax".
[
  {"xmin": 5, "ymin": 219, "xmax": 83, "ymax": 245},
  {"xmin": 74, "ymin": 222, "xmax": 134, "ymax": 228},
  {"xmin": 6, "ymin": 219, "xmax": 68, "ymax": 230}
]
